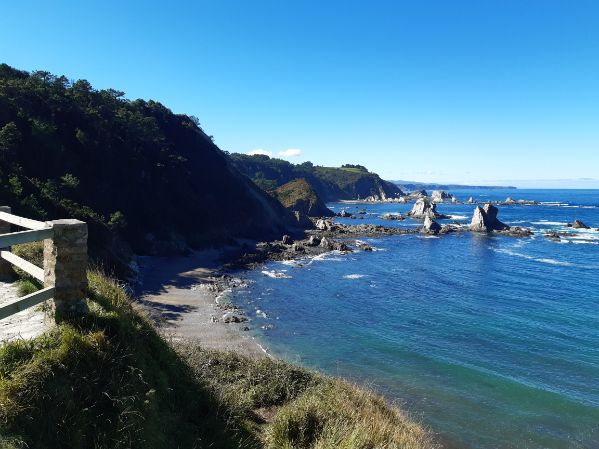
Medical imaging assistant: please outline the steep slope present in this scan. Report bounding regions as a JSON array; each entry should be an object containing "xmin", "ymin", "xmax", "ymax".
[
  {"xmin": 0, "ymin": 64, "xmax": 295, "ymax": 275},
  {"xmin": 273, "ymin": 178, "xmax": 334, "ymax": 217},
  {"xmin": 229, "ymin": 154, "xmax": 403, "ymax": 201}
]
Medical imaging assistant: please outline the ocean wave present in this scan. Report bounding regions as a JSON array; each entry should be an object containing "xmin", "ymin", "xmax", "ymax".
[
  {"xmin": 536, "ymin": 258, "xmax": 575, "ymax": 266},
  {"xmin": 343, "ymin": 274, "xmax": 367, "ymax": 279},
  {"xmin": 449, "ymin": 215, "xmax": 468, "ymax": 220},
  {"xmin": 261, "ymin": 270, "xmax": 292, "ymax": 279},
  {"xmin": 493, "ymin": 248, "xmax": 574, "ymax": 267},
  {"xmin": 531, "ymin": 221, "xmax": 565, "ymax": 226}
]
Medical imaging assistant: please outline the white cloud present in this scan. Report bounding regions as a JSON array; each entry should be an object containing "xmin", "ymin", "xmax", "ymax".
[
  {"xmin": 278, "ymin": 148, "xmax": 302, "ymax": 157},
  {"xmin": 247, "ymin": 149, "xmax": 272, "ymax": 156}
]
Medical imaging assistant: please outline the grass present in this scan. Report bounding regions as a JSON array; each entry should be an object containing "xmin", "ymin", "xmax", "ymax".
[{"xmin": 0, "ymin": 244, "xmax": 437, "ymax": 449}]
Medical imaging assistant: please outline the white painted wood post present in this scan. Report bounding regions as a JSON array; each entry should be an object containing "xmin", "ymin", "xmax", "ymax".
[
  {"xmin": 43, "ymin": 219, "xmax": 89, "ymax": 320},
  {"xmin": 0, "ymin": 206, "xmax": 13, "ymax": 280}
]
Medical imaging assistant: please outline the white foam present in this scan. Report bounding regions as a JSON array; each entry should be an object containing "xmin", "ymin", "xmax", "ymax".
[
  {"xmin": 450, "ymin": 215, "xmax": 468, "ymax": 220},
  {"xmin": 343, "ymin": 274, "xmax": 367, "ymax": 279},
  {"xmin": 261, "ymin": 270, "xmax": 292, "ymax": 279},
  {"xmin": 531, "ymin": 221, "xmax": 565, "ymax": 226},
  {"xmin": 536, "ymin": 258, "xmax": 574, "ymax": 266},
  {"xmin": 493, "ymin": 248, "xmax": 574, "ymax": 267}
]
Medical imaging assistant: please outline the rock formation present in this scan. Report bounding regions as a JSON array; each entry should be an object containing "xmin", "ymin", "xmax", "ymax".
[
  {"xmin": 422, "ymin": 216, "xmax": 442, "ymax": 234},
  {"xmin": 431, "ymin": 190, "xmax": 454, "ymax": 203},
  {"xmin": 407, "ymin": 198, "xmax": 446, "ymax": 219},
  {"xmin": 467, "ymin": 197, "xmax": 475, "ymax": 203},
  {"xmin": 273, "ymin": 178, "xmax": 335, "ymax": 217},
  {"xmin": 470, "ymin": 204, "xmax": 508, "ymax": 232},
  {"xmin": 571, "ymin": 219, "xmax": 590, "ymax": 229}
]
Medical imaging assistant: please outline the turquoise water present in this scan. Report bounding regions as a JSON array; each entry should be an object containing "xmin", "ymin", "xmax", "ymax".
[{"xmin": 233, "ymin": 189, "xmax": 599, "ymax": 449}]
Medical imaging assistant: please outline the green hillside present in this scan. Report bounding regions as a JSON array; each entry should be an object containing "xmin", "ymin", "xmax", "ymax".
[
  {"xmin": 229, "ymin": 154, "xmax": 403, "ymax": 201},
  {"xmin": 0, "ymin": 64, "xmax": 296, "ymax": 276},
  {"xmin": 273, "ymin": 178, "xmax": 334, "ymax": 217}
]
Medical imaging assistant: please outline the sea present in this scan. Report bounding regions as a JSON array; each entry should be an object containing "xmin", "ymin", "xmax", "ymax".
[{"xmin": 231, "ymin": 189, "xmax": 599, "ymax": 449}]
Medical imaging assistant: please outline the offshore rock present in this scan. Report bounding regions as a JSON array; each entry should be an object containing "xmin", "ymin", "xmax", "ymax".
[
  {"xmin": 470, "ymin": 204, "xmax": 508, "ymax": 232},
  {"xmin": 407, "ymin": 198, "xmax": 445, "ymax": 219},
  {"xmin": 431, "ymin": 190, "xmax": 453, "ymax": 203},
  {"xmin": 422, "ymin": 216, "xmax": 442, "ymax": 234},
  {"xmin": 571, "ymin": 219, "xmax": 590, "ymax": 229}
]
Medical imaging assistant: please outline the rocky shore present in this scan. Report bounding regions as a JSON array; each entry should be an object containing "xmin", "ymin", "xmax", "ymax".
[{"xmin": 136, "ymin": 198, "xmax": 592, "ymax": 356}]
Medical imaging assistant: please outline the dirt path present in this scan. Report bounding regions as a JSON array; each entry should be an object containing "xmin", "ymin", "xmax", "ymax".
[{"xmin": 135, "ymin": 250, "xmax": 268, "ymax": 358}]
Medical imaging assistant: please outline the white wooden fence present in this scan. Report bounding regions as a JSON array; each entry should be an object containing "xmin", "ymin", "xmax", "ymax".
[{"xmin": 0, "ymin": 206, "xmax": 88, "ymax": 321}]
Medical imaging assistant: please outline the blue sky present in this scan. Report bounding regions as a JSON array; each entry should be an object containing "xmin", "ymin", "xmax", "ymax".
[{"xmin": 1, "ymin": 0, "xmax": 598, "ymax": 187}]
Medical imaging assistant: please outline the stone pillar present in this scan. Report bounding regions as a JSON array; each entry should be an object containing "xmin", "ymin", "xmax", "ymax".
[
  {"xmin": 43, "ymin": 219, "xmax": 89, "ymax": 320},
  {"xmin": 0, "ymin": 206, "xmax": 14, "ymax": 281}
]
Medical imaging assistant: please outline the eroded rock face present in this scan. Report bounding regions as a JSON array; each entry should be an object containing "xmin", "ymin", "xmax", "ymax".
[
  {"xmin": 422, "ymin": 215, "xmax": 442, "ymax": 234},
  {"xmin": 315, "ymin": 219, "xmax": 332, "ymax": 230},
  {"xmin": 470, "ymin": 204, "xmax": 508, "ymax": 232},
  {"xmin": 282, "ymin": 235, "xmax": 293, "ymax": 245},
  {"xmin": 293, "ymin": 211, "xmax": 314, "ymax": 229},
  {"xmin": 306, "ymin": 235, "xmax": 320, "ymax": 246},
  {"xmin": 431, "ymin": 190, "xmax": 453, "ymax": 203},
  {"xmin": 407, "ymin": 198, "xmax": 440, "ymax": 219}
]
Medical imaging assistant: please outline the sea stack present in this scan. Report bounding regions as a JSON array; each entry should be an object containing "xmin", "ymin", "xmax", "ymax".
[
  {"xmin": 408, "ymin": 198, "xmax": 442, "ymax": 219},
  {"xmin": 422, "ymin": 215, "xmax": 442, "ymax": 234},
  {"xmin": 467, "ymin": 197, "xmax": 475, "ymax": 203},
  {"xmin": 470, "ymin": 204, "xmax": 508, "ymax": 232},
  {"xmin": 431, "ymin": 190, "xmax": 453, "ymax": 203}
]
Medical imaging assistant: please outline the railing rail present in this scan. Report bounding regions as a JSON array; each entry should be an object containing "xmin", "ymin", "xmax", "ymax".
[{"xmin": 0, "ymin": 206, "xmax": 88, "ymax": 324}]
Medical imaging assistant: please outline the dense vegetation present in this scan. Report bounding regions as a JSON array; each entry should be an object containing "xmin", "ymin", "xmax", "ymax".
[
  {"xmin": 0, "ymin": 243, "xmax": 436, "ymax": 449},
  {"xmin": 273, "ymin": 178, "xmax": 334, "ymax": 217},
  {"xmin": 0, "ymin": 64, "xmax": 295, "ymax": 276},
  {"xmin": 230, "ymin": 154, "xmax": 403, "ymax": 202}
]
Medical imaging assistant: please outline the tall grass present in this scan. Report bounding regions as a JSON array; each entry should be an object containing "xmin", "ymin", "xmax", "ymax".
[{"xmin": 0, "ymin": 250, "xmax": 437, "ymax": 449}]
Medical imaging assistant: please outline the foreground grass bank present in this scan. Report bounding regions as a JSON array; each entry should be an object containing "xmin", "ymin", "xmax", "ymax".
[{"xmin": 0, "ymin": 246, "xmax": 436, "ymax": 448}]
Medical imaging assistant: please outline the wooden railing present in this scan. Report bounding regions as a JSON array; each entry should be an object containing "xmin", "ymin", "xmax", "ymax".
[{"xmin": 0, "ymin": 206, "xmax": 88, "ymax": 322}]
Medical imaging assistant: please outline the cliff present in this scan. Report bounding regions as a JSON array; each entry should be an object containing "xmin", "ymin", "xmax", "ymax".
[
  {"xmin": 229, "ymin": 154, "xmax": 403, "ymax": 201},
  {"xmin": 273, "ymin": 178, "xmax": 334, "ymax": 217}
]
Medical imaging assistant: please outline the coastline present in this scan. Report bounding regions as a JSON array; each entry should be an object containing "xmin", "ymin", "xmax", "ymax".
[{"xmin": 134, "ymin": 249, "xmax": 269, "ymax": 359}]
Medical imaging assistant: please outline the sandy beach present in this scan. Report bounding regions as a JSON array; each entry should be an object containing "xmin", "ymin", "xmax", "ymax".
[{"xmin": 134, "ymin": 249, "xmax": 268, "ymax": 358}]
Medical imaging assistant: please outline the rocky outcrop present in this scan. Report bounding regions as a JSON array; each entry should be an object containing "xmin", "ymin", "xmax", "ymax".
[
  {"xmin": 382, "ymin": 213, "xmax": 405, "ymax": 220},
  {"xmin": 431, "ymin": 190, "xmax": 454, "ymax": 203},
  {"xmin": 407, "ymin": 198, "xmax": 447, "ymax": 219},
  {"xmin": 337, "ymin": 209, "xmax": 353, "ymax": 218},
  {"xmin": 470, "ymin": 204, "xmax": 508, "ymax": 232},
  {"xmin": 293, "ymin": 211, "xmax": 314, "ymax": 229},
  {"xmin": 570, "ymin": 219, "xmax": 590, "ymax": 229},
  {"xmin": 422, "ymin": 216, "xmax": 442, "ymax": 234},
  {"xmin": 315, "ymin": 219, "xmax": 336, "ymax": 231},
  {"xmin": 306, "ymin": 235, "xmax": 320, "ymax": 246},
  {"xmin": 405, "ymin": 189, "xmax": 428, "ymax": 200},
  {"xmin": 467, "ymin": 197, "xmax": 475, "ymax": 203},
  {"xmin": 281, "ymin": 235, "xmax": 293, "ymax": 245}
]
